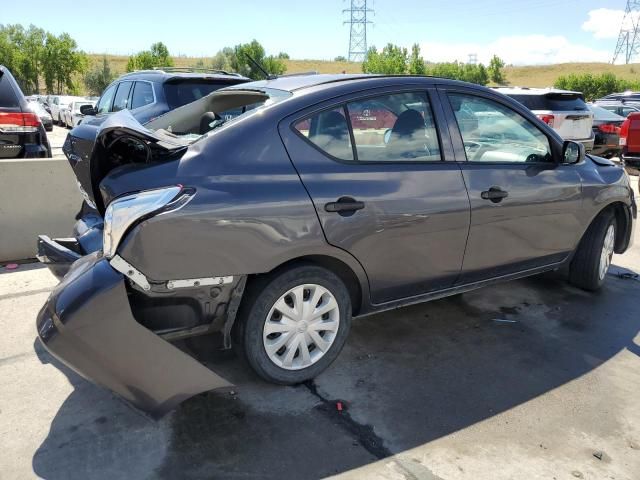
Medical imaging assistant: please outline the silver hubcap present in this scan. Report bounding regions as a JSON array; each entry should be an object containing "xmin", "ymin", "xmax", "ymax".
[
  {"xmin": 263, "ymin": 284, "xmax": 340, "ymax": 370},
  {"xmin": 599, "ymin": 224, "xmax": 615, "ymax": 280}
]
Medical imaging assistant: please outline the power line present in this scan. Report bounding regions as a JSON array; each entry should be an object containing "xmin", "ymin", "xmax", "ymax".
[
  {"xmin": 343, "ymin": 0, "xmax": 374, "ymax": 62},
  {"xmin": 612, "ymin": 0, "xmax": 640, "ymax": 64}
]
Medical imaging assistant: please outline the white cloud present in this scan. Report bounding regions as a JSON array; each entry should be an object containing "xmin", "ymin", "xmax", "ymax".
[
  {"xmin": 582, "ymin": 8, "xmax": 625, "ymax": 40},
  {"xmin": 418, "ymin": 34, "xmax": 611, "ymax": 66}
]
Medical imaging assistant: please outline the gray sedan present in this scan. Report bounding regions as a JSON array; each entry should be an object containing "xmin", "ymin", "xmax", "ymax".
[{"xmin": 37, "ymin": 74, "xmax": 636, "ymax": 416}]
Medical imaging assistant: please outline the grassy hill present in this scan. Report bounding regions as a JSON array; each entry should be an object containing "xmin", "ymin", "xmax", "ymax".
[{"xmin": 88, "ymin": 54, "xmax": 640, "ymax": 88}]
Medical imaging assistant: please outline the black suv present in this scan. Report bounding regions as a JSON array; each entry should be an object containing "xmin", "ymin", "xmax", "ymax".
[
  {"xmin": 0, "ymin": 65, "xmax": 51, "ymax": 158},
  {"xmin": 81, "ymin": 68, "xmax": 251, "ymax": 125}
]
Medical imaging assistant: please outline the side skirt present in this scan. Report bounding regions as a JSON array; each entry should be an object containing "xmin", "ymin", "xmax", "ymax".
[{"xmin": 359, "ymin": 260, "xmax": 566, "ymax": 318}]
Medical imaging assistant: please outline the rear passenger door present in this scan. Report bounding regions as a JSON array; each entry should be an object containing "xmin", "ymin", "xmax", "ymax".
[
  {"xmin": 439, "ymin": 86, "xmax": 583, "ymax": 283},
  {"xmin": 280, "ymin": 87, "xmax": 471, "ymax": 305}
]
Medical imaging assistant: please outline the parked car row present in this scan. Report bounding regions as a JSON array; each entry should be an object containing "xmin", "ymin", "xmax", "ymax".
[
  {"xmin": 59, "ymin": 99, "xmax": 97, "ymax": 128},
  {"xmin": 493, "ymin": 87, "xmax": 595, "ymax": 153}
]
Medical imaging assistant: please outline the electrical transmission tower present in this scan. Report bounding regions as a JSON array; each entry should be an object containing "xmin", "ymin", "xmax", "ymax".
[
  {"xmin": 343, "ymin": 0, "xmax": 374, "ymax": 62},
  {"xmin": 612, "ymin": 0, "xmax": 640, "ymax": 64}
]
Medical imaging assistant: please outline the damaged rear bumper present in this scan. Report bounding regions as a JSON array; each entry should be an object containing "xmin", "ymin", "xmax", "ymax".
[{"xmin": 36, "ymin": 253, "xmax": 232, "ymax": 417}]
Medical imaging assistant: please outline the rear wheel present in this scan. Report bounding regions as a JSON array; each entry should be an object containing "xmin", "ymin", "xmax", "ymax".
[
  {"xmin": 569, "ymin": 211, "xmax": 616, "ymax": 291},
  {"xmin": 236, "ymin": 265, "xmax": 352, "ymax": 384}
]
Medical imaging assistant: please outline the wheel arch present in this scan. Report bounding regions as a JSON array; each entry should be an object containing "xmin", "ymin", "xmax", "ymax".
[
  {"xmin": 581, "ymin": 201, "xmax": 631, "ymax": 254},
  {"xmin": 246, "ymin": 254, "xmax": 365, "ymax": 317}
]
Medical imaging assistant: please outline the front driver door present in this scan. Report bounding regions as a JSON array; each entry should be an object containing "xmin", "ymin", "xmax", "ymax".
[
  {"xmin": 439, "ymin": 87, "xmax": 583, "ymax": 284},
  {"xmin": 280, "ymin": 88, "xmax": 471, "ymax": 305}
]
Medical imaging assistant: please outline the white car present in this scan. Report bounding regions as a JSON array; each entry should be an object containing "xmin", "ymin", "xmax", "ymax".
[
  {"xmin": 60, "ymin": 100, "xmax": 96, "ymax": 129},
  {"xmin": 50, "ymin": 96, "xmax": 77, "ymax": 125},
  {"xmin": 493, "ymin": 87, "xmax": 595, "ymax": 153}
]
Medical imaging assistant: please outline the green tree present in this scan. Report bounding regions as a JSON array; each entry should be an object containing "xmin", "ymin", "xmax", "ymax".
[
  {"xmin": 229, "ymin": 40, "xmax": 286, "ymax": 79},
  {"xmin": 126, "ymin": 42, "xmax": 174, "ymax": 72},
  {"xmin": 211, "ymin": 47, "xmax": 234, "ymax": 71},
  {"xmin": 408, "ymin": 43, "xmax": 426, "ymax": 75},
  {"xmin": 362, "ymin": 44, "xmax": 408, "ymax": 74},
  {"xmin": 84, "ymin": 55, "xmax": 117, "ymax": 95},
  {"xmin": 488, "ymin": 54, "xmax": 505, "ymax": 84},
  {"xmin": 553, "ymin": 72, "xmax": 639, "ymax": 101},
  {"xmin": 277, "ymin": 52, "xmax": 290, "ymax": 60},
  {"xmin": 334, "ymin": 55, "xmax": 347, "ymax": 62}
]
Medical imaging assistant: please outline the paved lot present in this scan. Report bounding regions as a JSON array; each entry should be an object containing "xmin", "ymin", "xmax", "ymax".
[
  {"xmin": 1, "ymin": 192, "xmax": 640, "ymax": 479},
  {"xmin": 46, "ymin": 124, "xmax": 69, "ymax": 157}
]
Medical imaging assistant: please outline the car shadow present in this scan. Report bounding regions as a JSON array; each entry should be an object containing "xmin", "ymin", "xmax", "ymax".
[{"xmin": 32, "ymin": 268, "xmax": 640, "ymax": 479}]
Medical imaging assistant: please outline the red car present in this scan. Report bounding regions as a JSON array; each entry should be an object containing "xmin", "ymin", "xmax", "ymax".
[{"xmin": 620, "ymin": 112, "xmax": 640, "ymax": 166}]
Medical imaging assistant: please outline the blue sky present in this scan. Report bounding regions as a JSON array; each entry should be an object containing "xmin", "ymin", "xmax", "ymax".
[{"xmin": 0, "ymin": 0, "xmax": 632, "ymax": 64}]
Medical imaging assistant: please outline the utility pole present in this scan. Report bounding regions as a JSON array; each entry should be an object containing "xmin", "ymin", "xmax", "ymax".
[
  {"xmin": 344, "ymin": 0, "xmax": 374, "ymax": 62},
  {"xmin": 612, "ymin": 0, "xmax": 640, "ymax": 64}
]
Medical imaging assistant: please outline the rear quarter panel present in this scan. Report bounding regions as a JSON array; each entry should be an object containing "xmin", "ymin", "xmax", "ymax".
[{"xmin": 115, "ymin": 108, "xmax": 369, "ymax": 294}]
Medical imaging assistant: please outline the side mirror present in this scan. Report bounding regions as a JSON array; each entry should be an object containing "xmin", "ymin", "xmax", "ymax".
[
  {"xmin": 80, "ymin": 105, "xmax": 97, "ymax": 116},
  {"xmin": 562, "ymin": 140, "xmax": 585, "ymax": 164}
]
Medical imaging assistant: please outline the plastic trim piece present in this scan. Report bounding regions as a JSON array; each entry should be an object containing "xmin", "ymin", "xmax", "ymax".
[{"xmin": 110, "ymin": 255, "xmax": 151, "ymax": 291}]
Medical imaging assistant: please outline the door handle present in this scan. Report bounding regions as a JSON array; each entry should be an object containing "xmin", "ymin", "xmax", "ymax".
[
  {"xmin": 325, "ymin": 197, "xmax": 365, "ymax": 214},
  {"xmin": 481, "ymin": 187, "xmax": 509, "ymax": 203}
]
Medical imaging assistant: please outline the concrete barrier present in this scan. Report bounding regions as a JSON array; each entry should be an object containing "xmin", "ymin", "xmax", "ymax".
[{"xmin": 0, "ymin": 157, "xmax": 82, "ymax": 262}]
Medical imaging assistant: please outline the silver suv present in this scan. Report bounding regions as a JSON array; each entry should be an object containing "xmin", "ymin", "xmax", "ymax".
[{"xmin": 494, "ymin": 87, "xmax": 595, "ymax": 153}]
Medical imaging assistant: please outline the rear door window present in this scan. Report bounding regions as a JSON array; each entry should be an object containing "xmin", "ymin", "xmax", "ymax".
[
  {"xmin": 96, "ymin": 84, "xmax": 117, "ymax": 114},
  {"xmin": 112, "ymin": 81, "xmax": 133, "ymax": 112},
  {"xmin": 131, "ymin": 82, "xmax": 154, "ymax": 109},
  {"xmin": 346, "ymin": 92, "xmax": 441, "ymax": 161},
  {"xmin": 294, "ymin": 92, "xmax": 442, "ymax": 163},
  {"xmin": 294, "ymin": 107, "xmax": 354, "ymax": 161}
]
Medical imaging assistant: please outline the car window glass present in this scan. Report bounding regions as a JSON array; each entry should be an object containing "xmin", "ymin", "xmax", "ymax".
[
  {"xmin": 294, "ymin": 107, "xmax": 354, "ymax": 161},
  {"xmin": 449, "ymin": 93, "xmax": 552, "ymax": 163},
  {"xmin": 622, "ymin": 107, "xmax": 637, "ymax": 116},
  {"xmin": 163, "ymin": 81, "xmax": 228, "ymax": 110},
  {"xmin": 0, "ymin": 75, "xmax": 19, "ymax": 107},
  {"xmin": 96, "ymin": 84, "xmax": 117, "ymax": 114},
  {"xmin": 599, "ymin": 105, "xmax": 618, "ymax": 114},
  {"xmin": 112, "ymin": 81, "xmax": 133, "ymax": 112},
  {"xmin": 347, "ymin": 92, "xmax": 441, "ymax": 161},
  {"xmin": 131, "ymin": 82, "xmax": 154, "ymax": 109}
]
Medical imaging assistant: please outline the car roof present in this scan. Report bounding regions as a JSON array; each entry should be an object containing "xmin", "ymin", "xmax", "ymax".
[
  {"xmin": 116, "ymin": 69, "xmax": 251, "ymax": 83},
  {"xmin": 225, "ymin": 73, "xmax": 484, "ymax": 93},
  {"xmin": 492, "ymin": 86, "xmax": 583, "ymax": 96}
]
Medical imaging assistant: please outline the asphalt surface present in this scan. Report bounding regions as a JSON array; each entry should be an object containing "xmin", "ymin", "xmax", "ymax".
[
  {"xmin": 1, "ymin": 181, "xmax": 639, "ymax": 479},
  {"xmin": 47, "ymin": 124, "xmax": 69, "ymax": 156}
]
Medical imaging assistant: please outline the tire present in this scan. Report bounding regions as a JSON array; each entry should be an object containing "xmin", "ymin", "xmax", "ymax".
[
  {"xmin": 569, "ymin": 210, "xmax": 616, "ymax": 291},
  {"xmin": 235, "ymin": 264, "xmax": 352, "ymax": 384}
]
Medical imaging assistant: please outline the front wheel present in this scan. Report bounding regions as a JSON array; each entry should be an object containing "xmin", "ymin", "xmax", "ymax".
[
  {"xmin": 235, "ymin": 265, "xmax": 352, "ymax": 384},
  {"xmin": 569, "ymin": 211, "xmax": 616, "ymax": 291}
]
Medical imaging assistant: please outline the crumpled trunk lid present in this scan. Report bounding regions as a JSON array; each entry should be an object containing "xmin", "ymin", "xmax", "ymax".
[{"xmin": 62, "ymin": 110, "xmax": 189, "ymax": 213}]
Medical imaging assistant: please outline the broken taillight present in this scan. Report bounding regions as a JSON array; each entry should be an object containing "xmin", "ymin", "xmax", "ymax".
[{"xmin": 0, "ymin": 112, "xmax": 41, "ymax": 133}]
